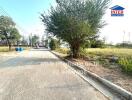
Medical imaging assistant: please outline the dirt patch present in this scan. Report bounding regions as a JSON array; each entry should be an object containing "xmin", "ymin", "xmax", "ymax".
[
  {"xmin": 54, "ymin": 52, "xmax": 132, "ymax": 93},
  {"xmin": 71, "ymin": 58, "xmax": 132, "ymax": 93}
]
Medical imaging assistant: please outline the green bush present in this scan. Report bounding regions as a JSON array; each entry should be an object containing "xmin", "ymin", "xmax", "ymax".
[
  {"xmin": 49, "ymin": 39, "xmax": 59, "ymax": 50},
  {"xmin": 90, "ymin": 40, "xmax": 106, "ymax": 48},
  {"xmin": 118, "ymin": 57, "xmax": 132, "ymax": 75}
]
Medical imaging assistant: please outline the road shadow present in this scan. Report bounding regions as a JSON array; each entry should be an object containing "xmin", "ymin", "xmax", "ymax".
[
  {"xmin": 30, "ymin": 49, "xmax": 50, "ymax": 51},
  {"xmin": 0, "ymin": 57, "xmax": 61, "ymax": 68},
  {"xmin": 30, "ymin": 48, "xmax": 50, "ymax": 51}
]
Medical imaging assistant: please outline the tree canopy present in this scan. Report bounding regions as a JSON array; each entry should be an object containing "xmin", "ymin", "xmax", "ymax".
[
  {"xmin": 0, "ymin": 16, "xmax": 21, "ymax": 50},
  {"xmin": 41, "ymin": 0, "xmax": 110, "ymax": 57}
]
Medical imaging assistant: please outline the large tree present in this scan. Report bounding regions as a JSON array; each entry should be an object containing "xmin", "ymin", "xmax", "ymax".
[
  {"xmin": 41, "ymin": 0, "xmax": 110, "ymax": 58},
  {"xmin": 10, "ymin": 28, "xmax": 21, "ymax": 46},
  {"xmin": 0, "ymin": 16, "xmax": 21, "ymax": 50}
]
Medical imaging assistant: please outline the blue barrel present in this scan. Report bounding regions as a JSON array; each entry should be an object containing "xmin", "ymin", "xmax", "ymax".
[
  {"xmin": 15, "ymin": 47, "xmax": 19, "ymax": 51},
  {"xmin": 19, "ymin": 48, "xmax": 23, "ymax": 51},
  {"xmin": 15, "ymin": 47, "xmax": 24, "ymax": 51}
]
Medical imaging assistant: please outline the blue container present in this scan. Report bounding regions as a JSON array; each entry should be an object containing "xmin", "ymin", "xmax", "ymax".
[
  {"xmin": 15, "ymin": 47, "xmax": 24, "ymax": 52},
  {"xmin": 15, "ymin": 47, "xmax": 19, "ymax": 51},
  {"xmin": 19, "ymin": 48, "xmax": 23, "ymax": 51}
]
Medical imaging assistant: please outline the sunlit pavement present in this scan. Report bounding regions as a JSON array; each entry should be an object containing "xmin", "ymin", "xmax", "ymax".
[{"xmin": 0, "ymin": 49, "xmax": 108, "ymax": 100}]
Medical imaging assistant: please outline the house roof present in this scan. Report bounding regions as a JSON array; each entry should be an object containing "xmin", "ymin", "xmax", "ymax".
[{"xmin": 110, "ymin": 5, "xmax": 125, "ymax": 10}]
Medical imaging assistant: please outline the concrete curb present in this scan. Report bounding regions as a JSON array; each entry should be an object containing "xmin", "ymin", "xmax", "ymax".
[{"xmin": 51, "ymin": 51, "xmax": 132, "ymax": 100}]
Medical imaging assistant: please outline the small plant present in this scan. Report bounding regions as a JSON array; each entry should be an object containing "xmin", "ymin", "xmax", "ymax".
[
  {"xmin": 49, "ymin": 39, "xmax": 59, "ymax": 50},
  {"xmin": 118, "ymin": 57, "xmax": 132, "ymax": 75}
]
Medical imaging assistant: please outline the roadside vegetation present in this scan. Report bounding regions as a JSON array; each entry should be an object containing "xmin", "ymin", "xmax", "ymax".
[
  {"xmin": 43, "ymin": 0, "xmax": 132, "ymax": 76},
  {"xmin": 0, "ymin": 16, "xmax": 21, "ymax": 51},
  {"xmin": 0, "ymin": 46, "xmax": 31, "ymax": 52},
  {"xmin": 0, "ymin": 16, "xmax": 42, "ymax": 51},
  {"xmin": 0, "ymin": 46, "xmax": 14, "ymax": 52},
  {"xmin": 49, "ymin": 38, "xmax": 60, "ymax": 50},
  {"xmin": 41, "ymin": 0, "xmax": 110, "ymax": 58},
  {"xmin": 55, "ymin": 48, "xmax": 132, "ymax": 75},
  {"xmin": 54, "ymin": 47, "xmax": 132, "ymax": 92},
  {"xmin": 86, "ymin": 48, "xmax": 132, "ymax": 75}
]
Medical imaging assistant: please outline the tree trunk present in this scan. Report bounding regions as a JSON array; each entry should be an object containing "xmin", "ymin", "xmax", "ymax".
[
  {"xmin": 9, "ymin": 44, "xmax": 11, "ymax": 51},
  {"xmin": 71, "ymin": 44, "xmax": 80, "ymax": 58},
  {"xmin": 6, "ymin": 38, "xmax": 11, "ymax": 51},
  {"xmin": 4, "ymin": 32, "xmax": 11, "ymax": 51}
]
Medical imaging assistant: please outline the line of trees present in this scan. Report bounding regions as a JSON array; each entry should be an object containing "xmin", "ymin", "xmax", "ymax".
[
  {"xmin": 41, "ymin": 0, "xmax": 110, "ymax": 58},
  {"xmin": 0, "ymin": 15, "xmax": 43, "ymax": 50}
]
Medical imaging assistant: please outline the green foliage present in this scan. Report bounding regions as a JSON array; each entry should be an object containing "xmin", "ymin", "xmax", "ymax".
[
  {"xmin": 56, "ymin": 47, "xmax": 132, "ymax": 75},
  {"xmin": 116, "ymin": 43, "xmax": 132, "ymax": 48},
  {"xmin": 118, "ymin": 57, "xmax": 132, "ymax": 75},
  {"xmin": 83, "ymin": 35, "xmax": 106, "ymax": 48},
  {"xmin": 0, "ymin": 16, "xmax": 21, "ymax": 50},
  {"xmin": 91, "ymin": 39, "xmax": 106, "ymax": 48},
  {"xmin": 41, "ymin": 0, "xmax": 110, "ymax": 58},
  {"xmin": 0, "ymin": 16, "xmax": 15, "ymax": 30},
  {"xmin": 49, "ymin": 38, "xmax": 59, "ymax": 50},
  {"xmin": 86, "ymin": 48, "xmax": 132, "ymax": 75},
  {"xmin": 10, "ymin": 28, "xmax": 21, "ymax": 44}
]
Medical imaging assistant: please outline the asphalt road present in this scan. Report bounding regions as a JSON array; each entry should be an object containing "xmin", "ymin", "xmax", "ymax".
[{"xmin": 0, "ymin": 49, "xmax": 109, "ymax": 100}]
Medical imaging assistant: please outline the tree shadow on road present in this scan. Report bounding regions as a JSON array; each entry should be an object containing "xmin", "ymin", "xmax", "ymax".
[{"xmin": 0, "ymin": 57, "xmax": 61, "ymax": 68}]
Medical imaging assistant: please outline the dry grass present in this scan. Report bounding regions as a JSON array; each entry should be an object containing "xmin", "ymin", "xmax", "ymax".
[
  {"xmin": 0, "ymin": 46, "xmax": 31, "ymax": 52},
  {"xmin": 85, "ymin": 48, "xmax": 132, "ymax": 57}
]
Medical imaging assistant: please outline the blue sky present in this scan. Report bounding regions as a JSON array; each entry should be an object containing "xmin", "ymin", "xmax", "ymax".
[
  {"xmin": 0, "ymin": 0, "xmax": 55, "ymax": 36},
  {"xmin": 0, "ymin": 0, "xmax": 132, "ymax": 44}
]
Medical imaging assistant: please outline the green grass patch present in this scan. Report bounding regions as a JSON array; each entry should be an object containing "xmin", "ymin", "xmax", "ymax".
[
  {"xmin": 0, "ymin": 46, "xmax": 14, "ymax": 52},
  {"xmin": 0, "ymin": 46, "xmax": 31, "ymax": 52},
  {"xmin": 118, "ymin": 57, "xmax": 132, "ymax": 75},
  {"xmin": 85, "ymin": 48, "xmax": 132, "ymax": 75},
  {"xmin": 85, "ymin": 48, "xmax": 132, "ymax": 57},
  {"xmin": 55, "ymin": 48, "xmax": 132, "ymax": 75},
  {"xmin": 55, "ymin": 48, "xmax": 69, "ymax": 54}
]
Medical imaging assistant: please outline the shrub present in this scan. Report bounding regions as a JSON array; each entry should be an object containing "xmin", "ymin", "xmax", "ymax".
[
  {"xmin": 118, "ymin": 57, "xmax": 132, "ymax": 75},
  {"xmin": 49, "ymin": 39, "xmax": 59, "ymax": 50},
  {"xmin": 91, "ymin": 39, "xmax": 106, "ymax": 48}
]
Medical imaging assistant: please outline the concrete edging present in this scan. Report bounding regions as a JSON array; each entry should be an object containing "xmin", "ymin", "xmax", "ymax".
[{"xmin": 51, "ymin": 51, "xmax": 132, "ymax": 100}]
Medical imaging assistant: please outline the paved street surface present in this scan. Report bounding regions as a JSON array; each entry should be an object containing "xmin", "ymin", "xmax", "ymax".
[{"xmin": 0, "ymin": 49, "xmax": 109, "ymax": 100}]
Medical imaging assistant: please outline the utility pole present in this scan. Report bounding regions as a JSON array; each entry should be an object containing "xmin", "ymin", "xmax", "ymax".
[
  {"xmin": 128, "ymin": 32, "xmax": 131, "ymax": 43},
  {"xmin": 123, "ymin": 31, "xmax": 125, "ymax": 42},
  {"xmin": 123, "ymin": 31, "xmax": 126, "ymax": 47},
  {"xmin": 31, "ymin": 33, "xmax": 33, "ymax": 48}
]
